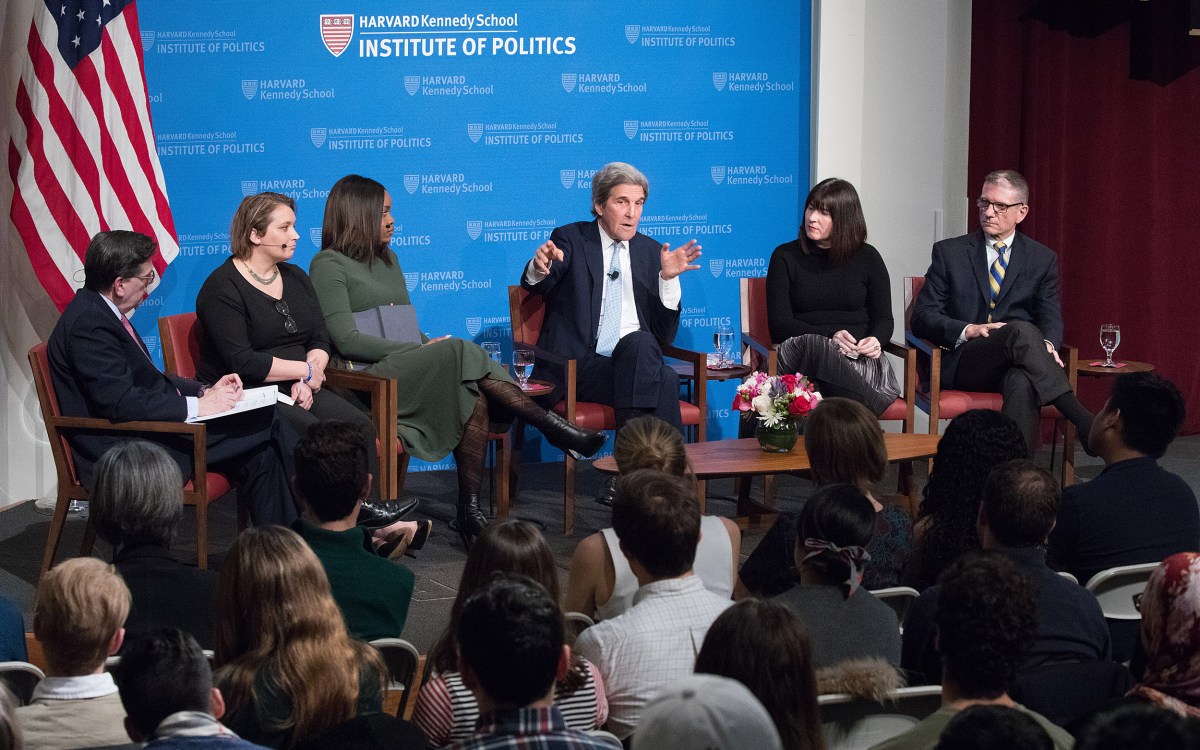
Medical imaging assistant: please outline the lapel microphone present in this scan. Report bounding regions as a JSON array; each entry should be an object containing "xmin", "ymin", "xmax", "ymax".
[{"xmin": 608, "ymin": 270, "xmax": 620, "ymax": 281}]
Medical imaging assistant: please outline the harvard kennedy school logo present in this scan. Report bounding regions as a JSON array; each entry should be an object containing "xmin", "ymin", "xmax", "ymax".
[{"xmin": 320, "ymin": 15, "xmax": 354, "ymax": 57}]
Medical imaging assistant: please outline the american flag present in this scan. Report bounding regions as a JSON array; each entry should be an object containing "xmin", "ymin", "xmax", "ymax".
[{"xmin": 8, "ymin": 0, "xmax": 178, "ymax": 312}]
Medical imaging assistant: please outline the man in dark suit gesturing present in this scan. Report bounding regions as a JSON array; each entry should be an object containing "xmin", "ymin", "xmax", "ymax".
[
  {"xmin": 521, "ymin": 162, "xmax": 701, "ymax": 435},
  {"xmin": 911, "ymin": 170, "xmax": 1093, "ymax": 452},
  {"xmin": 47, "ymin": 230, "xmax": 297, "ymax": 525}
]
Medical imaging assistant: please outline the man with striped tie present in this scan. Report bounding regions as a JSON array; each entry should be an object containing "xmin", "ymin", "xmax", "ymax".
[{"xmin": 911, "ymin": 170, "xmax": 1093, "ymax": 453}]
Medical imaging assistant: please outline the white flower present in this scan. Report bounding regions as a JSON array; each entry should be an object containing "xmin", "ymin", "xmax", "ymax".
[{"xmin": 751, "ymin": 394, "xmax": 773, "ymax": 418}]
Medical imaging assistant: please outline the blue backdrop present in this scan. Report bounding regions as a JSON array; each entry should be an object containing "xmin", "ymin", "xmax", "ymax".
[{"xmin": 135, "ymin": 1, "xmax": 811, "ymax": 471}]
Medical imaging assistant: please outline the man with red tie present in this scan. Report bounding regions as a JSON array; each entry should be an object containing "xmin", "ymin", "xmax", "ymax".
[
  {"xmin": 47, "ymin": 230, "xmax": 297, "ymax": 525},
  {"xmin": 910, "ymin": 169, "xmax": 1093, "ymax": 453}
]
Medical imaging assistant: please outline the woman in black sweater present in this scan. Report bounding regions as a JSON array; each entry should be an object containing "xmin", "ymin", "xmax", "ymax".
[{"xmin": 766, "ymin": 178, "xmax": 899, "ymax": 415}]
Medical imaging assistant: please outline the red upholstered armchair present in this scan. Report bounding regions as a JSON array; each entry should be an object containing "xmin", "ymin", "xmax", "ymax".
[{"xmin": 508, "ymin": 285, "xmax": 707, "ymax": 535}]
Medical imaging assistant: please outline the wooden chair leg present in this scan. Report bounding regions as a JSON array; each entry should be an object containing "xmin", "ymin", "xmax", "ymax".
[
  {"xmin": 696, "ymin": 479, "xmax": 707, "ymax": 514},
  {"xmin": 196, "ymin": 500, "xmax": 208, "ymax": 570},
  {"xmin": 41, "ymin": 496, "xmax": 71, "ymax": 578},
  {"xmin": 395, "ymin": 454, "xmax": 411, "ymax": 497},
  {"xmin": 563, "ymin": 452, "xmax": 576, "ymax": 537}
]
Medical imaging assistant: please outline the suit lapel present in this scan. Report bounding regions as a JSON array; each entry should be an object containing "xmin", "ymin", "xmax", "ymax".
[
  {"xmin": 582, "ymin": 221, "xmax": 605, "ymax": 336},
  {"xmin": 970, "ymin": 231, "xmax": 991, "ymax": 304},
  {"xmin": 629, "ymin": 235, "xmax": 653, "ymax": 329},
  {"xmin": 995, "ymin": 232, "xmax": 1026, "ymax": 306}
]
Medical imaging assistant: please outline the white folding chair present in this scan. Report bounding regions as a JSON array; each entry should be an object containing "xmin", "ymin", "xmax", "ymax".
[
  {"xmin": 869, "ymin": 586, "xmax": 921, "ymax": 633},
  {"xmin": 819, "ymin": 685, "xmax": 943, "ymax": 750},
  {"xmin": 370, "ymin": 638, "xmax": 422, "ymax": 718},
  {"xmin": 1085, "ymin": 562, "xmax": 1161, "ymax": 620},
  {"xmin": 1057, "ymin": 570, "xmax": 1079, "ymax": 585},
  {"xmin": 0, "ymin": 661, "xmax": 46, "ymax": 706},
  {"xmin": 564, "ymin": 611, "xmax": 595, "ymax": 648}
]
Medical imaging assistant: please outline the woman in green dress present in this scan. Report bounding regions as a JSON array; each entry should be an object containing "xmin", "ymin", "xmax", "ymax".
[{"xmin": 310, "ymin": 175, "xmax": 604, "ymax": 549}]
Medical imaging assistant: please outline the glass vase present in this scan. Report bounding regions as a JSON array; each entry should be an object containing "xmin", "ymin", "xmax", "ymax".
[{"xmin": 756, "ymin": 418, "xmax": 800, "ymax": 453}]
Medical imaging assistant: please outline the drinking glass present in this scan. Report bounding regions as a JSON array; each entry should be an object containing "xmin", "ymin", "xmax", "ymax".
[
  {"xmin": 714, "ymin": 324, "xmax": 735, "ymax": 367},
  {"xmin": 481, "ymin": 341, "xmax": 502, "ymax": 364},
  {"xmin": 513, "ymin": 347, "xmax": 535, "ymax": 388},
  {"xmin": 1099, "ymin": 323, "xmax": 1121, "ymax": 367}
]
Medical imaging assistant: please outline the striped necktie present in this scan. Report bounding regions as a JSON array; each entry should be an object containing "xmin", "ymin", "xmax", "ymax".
[
  {"xmin": 595, "ymin": 241, "xmax": 624, "ymax": 357},
  {"xmin": 987, "ymin": 241, "xmax": 1008, "ymax": 323}
]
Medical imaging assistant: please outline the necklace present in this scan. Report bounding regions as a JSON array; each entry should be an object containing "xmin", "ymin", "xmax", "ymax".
[{"xmin": 240, "ymin": 258, "xmax": 279, "ymax": 285}]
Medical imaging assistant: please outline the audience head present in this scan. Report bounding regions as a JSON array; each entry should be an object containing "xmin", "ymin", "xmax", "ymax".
[
  {"xmin": 978, "ymin": 459, "xmax": 1059, "ymax": 549},
  {"xmin": 34, "ymin": 557, "xmax": 130, "ymax": 676},
  {"xmin": 612, "ymin": 469, "xmax": 700, "ymax": 579},
  {"xmin": 115, "ymin": 628, "xmax": 218, "ymax": 742},
  {"xmin": 935, "ymin": 551, "xmax": 1038, "ymax": 700},
  {"xmin": 695, "ymin": 599, "xmax": 824, "ymax": 750},
  {"xmin": 915, "ymin": 409, "xmax": 1027, "ymax": 587},
  {"xmin": 0, "ymin": 683, "xmax": 20, "ymax": 750},
  {"xmin": 293, "ymin": 420, "xmax": 371, "ymax": 522},
  {"xmin": 794, "ymin": 483, "xmax": 876, "ymax": 595},
  {"xmin": 805, "ymin": 397, "xmax": 887, "ymax": 489},
  {"xmin": 590, "ymin": 161, "xmax": 649, "ymax": 217},
  {"xmin": 1094, "ymin": 372, "xmax": 1186, "ymax": 459},
  {"xmin": 633, "ymin": 674, "xmax": 783, "ymax": 750},
  {"xmin": 90, "ymin": 439, "xmax": 183, "ymax": 549},
  {"xmin": 800, "ymin": 177, "xmax": 867, "ymax": 264},
  {"xmin": 934, "ymin": 705, "xmax": 1052, "ymax": 750},
  {"xmin": 1133, "ymin": 552, "xmax": 1200, "ymax": 717},
  {"xmin": 322, "ymin": 174, "xmax": 390, "ymax": 264},
  {"xmin": 82, "ymin": 230, "xmax": 157, "ymax": 294},
  {"xmin": 214, "ymin": 526, "xmax": 382, "ymax": 739},
  {"xmin": 1075, "ymin": 703, "xmax": 1197, "ymax": 750},
  {"xmin": 457, "ymin": 574, "xmax": 566, "ymax": 710},
  {"xmin": 613, "ymin": 416, "xmax": 691, "ymax": 476},
  {"xmin": 229, "ymin": 191, "xmax": 294, "ymax": 260}
]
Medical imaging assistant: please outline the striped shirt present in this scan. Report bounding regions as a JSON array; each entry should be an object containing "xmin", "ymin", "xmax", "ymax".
[{"xmin": 414, "ymin": 661, "xmax": 606, "ymax": 748}]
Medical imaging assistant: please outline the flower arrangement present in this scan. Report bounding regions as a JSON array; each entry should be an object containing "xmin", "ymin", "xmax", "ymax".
[{"xmin": 732, "ymin": 372, "xmax": 823, "ymax": 427}]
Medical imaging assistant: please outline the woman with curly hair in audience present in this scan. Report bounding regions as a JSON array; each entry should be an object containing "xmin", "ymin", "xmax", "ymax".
[
  {"xmin": 562, "ymin": 415, "xmax": 740, "ymax": 619},
  {"xmin": 214, "ymin": 526, "xmax": 387, "ymax": 749},
  {"xmin": 902, "ymin": 409, "xmax": 1028, "ymax": 590},
  {"xmin": 414, "ymin": 519, "xmax": 607, "ymax": 747},
  {"xmin": 737, "ymin": 397, "xmax": 913, "ymax": 597},
  {"xmin": 696, "ymin": 598, "xmax": 826, "ymax": 750}
]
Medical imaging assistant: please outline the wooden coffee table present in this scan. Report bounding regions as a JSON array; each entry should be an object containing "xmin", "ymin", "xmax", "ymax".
[
  {"xmin": 594, "ymin": 432, "xmax": 941, "ymax": 517},
  {"xmin": 1077, "ymin": 359, "xmax": 1154, "ymax": 376}
]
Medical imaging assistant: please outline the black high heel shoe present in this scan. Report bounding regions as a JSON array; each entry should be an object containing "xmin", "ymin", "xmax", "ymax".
[
  {"xmin": 540, "ymin": 412, "xmax": 606, "ymax": 459},
  {"xmin": 455, "ymin": 494, "xmax": 488, "ymax": 551}
]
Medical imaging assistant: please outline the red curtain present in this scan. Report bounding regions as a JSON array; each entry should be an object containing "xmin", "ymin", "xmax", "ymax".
[{"xmin": 969, "ymin": 0, "xmax": 1200, "ymax": 433}]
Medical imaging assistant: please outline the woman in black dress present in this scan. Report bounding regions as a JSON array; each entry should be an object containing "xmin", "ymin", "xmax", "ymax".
[{"xmin": 766, "ymin": 178, "xmax": 899, "ymax": 415}]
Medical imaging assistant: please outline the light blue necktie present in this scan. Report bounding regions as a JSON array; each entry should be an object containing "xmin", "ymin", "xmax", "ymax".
[{"xmin": 595, "ymin": 241, "xmax": 624, "ymax": 357}]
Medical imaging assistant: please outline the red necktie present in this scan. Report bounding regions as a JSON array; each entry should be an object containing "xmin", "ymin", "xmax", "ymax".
[{"xmin": 121, "ymin": 314, "xmax": 153, "ymax": 362}]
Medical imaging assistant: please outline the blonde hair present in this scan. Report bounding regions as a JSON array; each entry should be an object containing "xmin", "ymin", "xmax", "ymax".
[
  {"xmin": 229, "ymin": 192, "xmax": 294, "ymax": 260},
  {"xmin": 35, "ymin": 558, "xmax": 130, "ymax": 675},
  {"xmin": 214, "ymin": 527, "xmax": 384, "ymax": 741},
  {"xmin": 613, "ymin": 416, "xmax": 692, "ymax": 476}
]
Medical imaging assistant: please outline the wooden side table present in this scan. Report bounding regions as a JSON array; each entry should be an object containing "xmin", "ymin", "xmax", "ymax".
[{"xmin": 1077, "ymin": 360, "xmax": 1154, "ymax": 377}]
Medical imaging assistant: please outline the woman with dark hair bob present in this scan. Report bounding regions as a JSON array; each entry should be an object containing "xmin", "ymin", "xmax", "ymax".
[
  {"xmin": 903, "ymin": 409, "xmax": 1028, "ymax": 589},
  {"xmin": 765, "ymin": 178, "xmax": 900, "ymax": 416},
  {"xmin": 413, "ymin": 520, "xmax": 606, "ymax": 747},
  {"xmin": 696, "ymin": 599, "xmax": 825, "ymax": 750},
  {"xmin": 310, "ymin": 175, "xmax": 605, "ymax": 549},
  {"xmin": 773, "ymin": 484, "xmax": 901, "ymax": 670}
]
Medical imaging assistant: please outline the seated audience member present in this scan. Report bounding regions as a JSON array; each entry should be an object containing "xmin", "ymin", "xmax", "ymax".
[
  {"xmin": 632, "ymin": 674, "xmax": 783, "ymax": 750},
  {"xmin": 773, "ymin": 484, "xmax": 901, "ymax": 670},
  {"xmin": 933, "ymin": 705, "xmax": 1053, "ymax": 750},
  {"xmin": 575, "ymin": 471, "xmax": 733, "ymax": 740},
  {"xmin": 1126, "ymin": 553, "xmax": 1200, "ymax": 720},
  {"xmin": 903, "ymin": 460, "xmax": 1110, "ymax": 684},
  {"xmin": 1073, "ymin": 704, "xmax": 1197, "ymax": 750},
  {"xmin": 739, "ymin": 398, "xmax": 912, "ymax": 596},
  {"xmin": 449, "ymin": 575, "xmax": 614, "ymax": 750},
  {"xmin": 902, "ymin": 409, "xmax": 1028, "ymax": 590},
  {"xmin": 1048, "ymin": 373, "xmax": 1197, "ymax": 661},
  {"xmin": 414, "ymin": 520, "xmax": 605, "ymax": 748},
  {"xmin": 869, "ymin": 552, "xmax": 1073, "ymax": 750},
  {"xmin": 0, "ymin": 596, "xmax": 25, "ymax": 663},
  {"xmin": 113, "ymin": 628, "xmax": 265, "ymax": 749},
  {"xmin": 214, "ymin": 526, "xmax": 387, "ymax": 749},
  {"xmin": 291, "ymin": 421, "xmax": 425, "ymax": 641},
  {"xmin": 694, "ymin": 599, "xmax": 827, "ymax": 750},
  {"xmin": 17, "ymin": 558, "xmax": 132, "ymax": 749},
  {"xmin": 90, "ymin": 439, "xmax": 219, "ymax": 649},
  {"xmin": 564, "ymin": 416, "xmax": 739, "ymax": 619},
  {"xmin": 0, "ymin": 684, "xmax": 20, "ymax": 750}
]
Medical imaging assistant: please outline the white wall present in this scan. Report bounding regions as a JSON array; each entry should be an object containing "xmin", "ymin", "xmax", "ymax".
[{"xmin": 812, "ymin": 0, "xmax": 972, "ymax": 431}]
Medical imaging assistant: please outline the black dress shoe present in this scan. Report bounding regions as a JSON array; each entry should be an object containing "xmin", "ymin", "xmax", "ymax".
[
  {"xmin": 356, "ymin": 497, "xmax": 420, "ymax": 530},
  {"xmin": 595, "ymin": 476, "xmax": 618, "ymax": 507}
]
